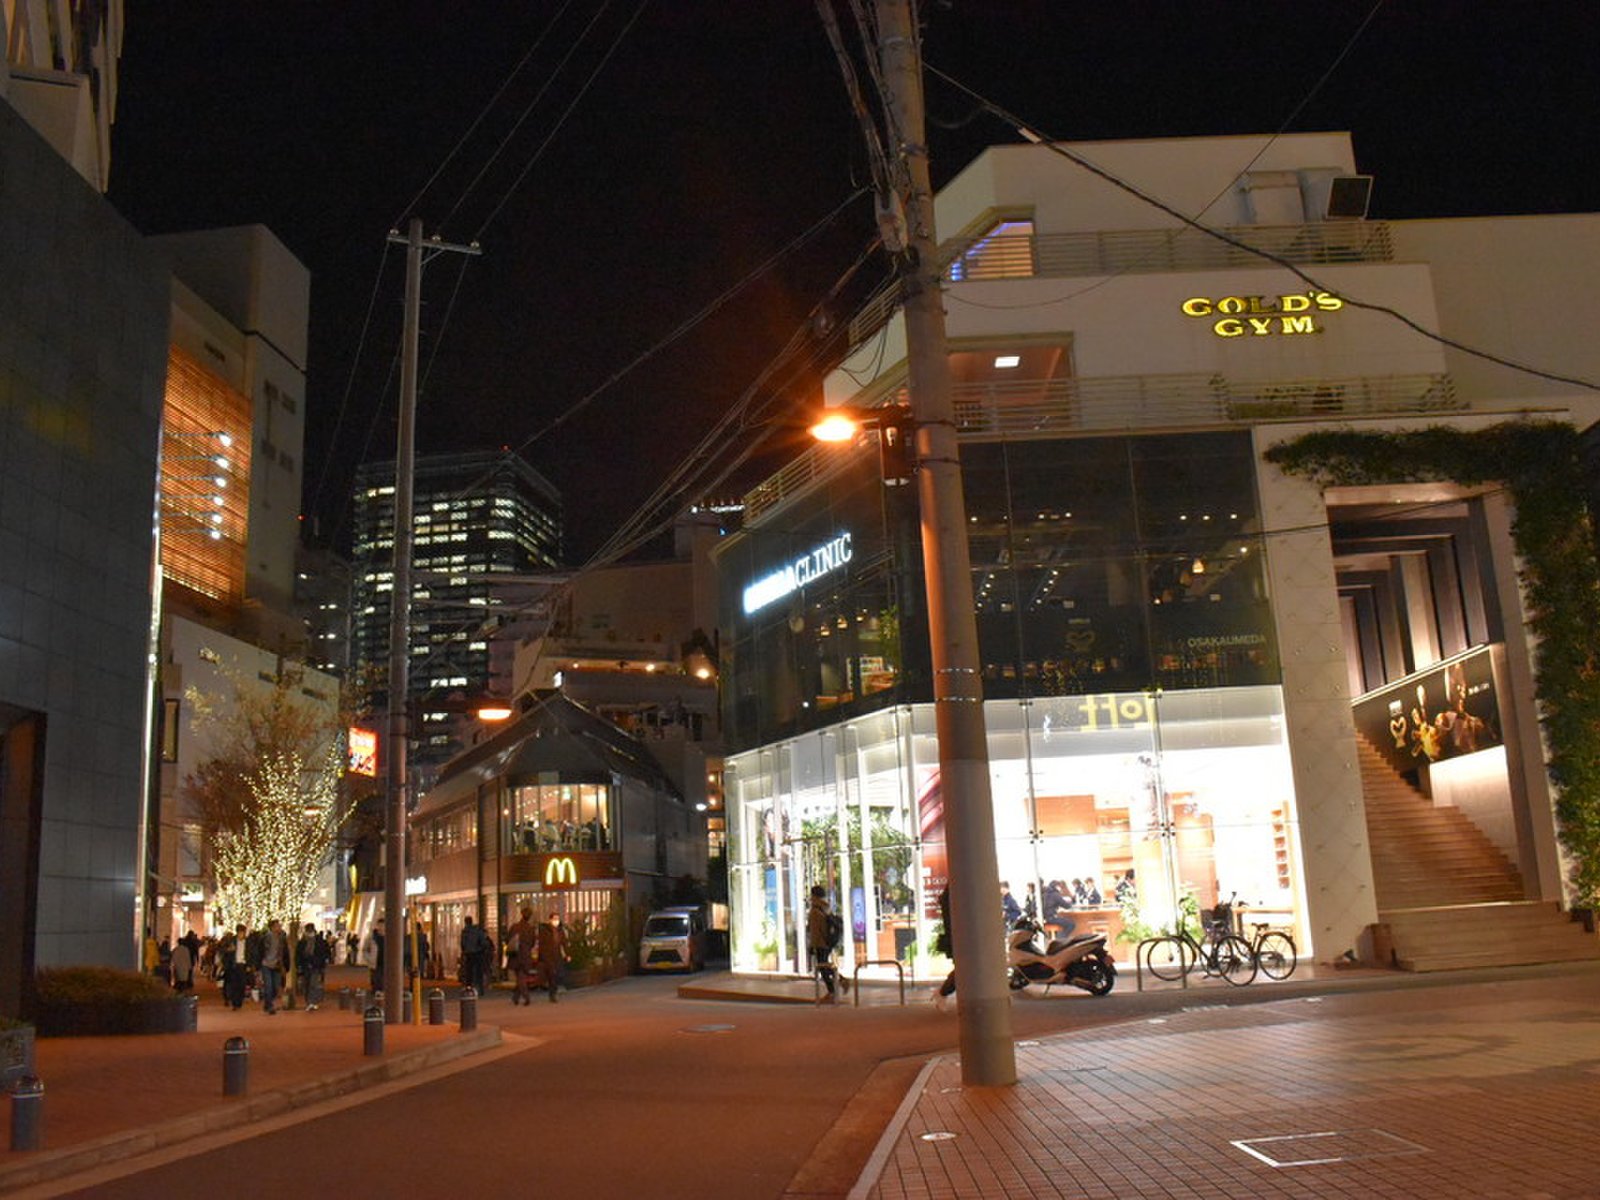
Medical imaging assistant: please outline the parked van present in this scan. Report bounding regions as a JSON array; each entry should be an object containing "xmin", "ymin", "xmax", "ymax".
[{"xmin": 638, "ymin": 906, "xmax": 706, "ymax": 973}]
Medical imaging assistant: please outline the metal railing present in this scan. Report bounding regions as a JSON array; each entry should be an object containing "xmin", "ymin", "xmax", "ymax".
[{"xmin": 743, "ymin": 372, "xmax": 1459, "ymax": 524}]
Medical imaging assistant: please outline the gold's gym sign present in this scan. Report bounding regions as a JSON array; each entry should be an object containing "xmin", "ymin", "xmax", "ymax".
[{"xmin": 1181, "ymin": 291, "xmax": 1343, "ymax": 338}]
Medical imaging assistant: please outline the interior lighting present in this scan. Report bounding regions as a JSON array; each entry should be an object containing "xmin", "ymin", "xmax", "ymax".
[
  {"xmin": 993, "ymin": 354, "xmax": 1021, "ymax": 369},
  {"xmin": 1191, "ymin": 558, "xmax": 1206, "ymax": 575}
]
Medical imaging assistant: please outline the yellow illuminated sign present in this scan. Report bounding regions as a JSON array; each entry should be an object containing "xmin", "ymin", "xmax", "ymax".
[
  {"xmin": 544, "ymin": 856, "xmax": 579, "ymax": 888},
  {"xmin": 1180, "ymin": 291, "xmax": 1343, "ymax": 337},
  {"xmin": 348, "ymin": 727, "xmax": 377, "ymax": 777}
]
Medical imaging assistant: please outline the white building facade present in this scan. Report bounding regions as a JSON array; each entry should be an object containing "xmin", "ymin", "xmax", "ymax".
[{"xmin": 717, "ymin": 134, "xmax": 1600, "ymax": 980}]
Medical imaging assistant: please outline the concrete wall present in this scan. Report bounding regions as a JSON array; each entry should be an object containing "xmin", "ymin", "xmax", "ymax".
[{"xmin": 0, "ymin": 100, "xmax": 169, "ymax": 970}]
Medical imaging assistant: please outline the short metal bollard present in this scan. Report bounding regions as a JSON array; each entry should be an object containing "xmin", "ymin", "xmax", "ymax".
[
  {"xmin": 9, "ymin": 1075, "xmax": 43, "ymax": 1151},
  {"xmin": 428, "ymin": 988, "xmax": 445, "ymax": 1026},
  {"xmin": 338, "ymin": 987, "xmax": 351, "ymax": 1011},
  {"xmin": 185, "ymin": 993, "xmax": 200, "ymax": 1032},
  {"xmin": 223, "ymin": 1037, "xmax": 250, "ymax": 1097},
  {"xmin": 402, "ymin": 990, "xmax": 413, "ymax": 1024},
  {"xmin": 363, "ymin": 1005, "xmax": 384, "ymax": 1056},
  {"xmin": 459, "ymin": 987, "xmax": 478, "ymax": 1032}
]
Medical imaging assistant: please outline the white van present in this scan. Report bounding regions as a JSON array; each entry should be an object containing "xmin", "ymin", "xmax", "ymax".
[{"xmin": 638, "ymin": 906, "xmax": 706, "ymax": 973}]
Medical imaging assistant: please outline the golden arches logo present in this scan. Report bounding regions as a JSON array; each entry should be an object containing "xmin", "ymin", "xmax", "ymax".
[{"xmin": 544, "ymin": 856, "xmax": 579, "ymax": 887}]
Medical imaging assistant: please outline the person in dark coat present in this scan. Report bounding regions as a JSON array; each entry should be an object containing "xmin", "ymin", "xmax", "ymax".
[
  {"xmin": 504, "ymin": 907, "xmax": 538, "ymax": 1006},
  {"xmin": 534, "ymin": 913, "xmax": 570, "ymax": 1003}
]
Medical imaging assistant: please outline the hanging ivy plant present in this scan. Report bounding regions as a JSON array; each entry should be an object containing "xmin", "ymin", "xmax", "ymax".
[{"xmin": 1264, "ymin": 421, "xmax": 1600, "ymax": 908}]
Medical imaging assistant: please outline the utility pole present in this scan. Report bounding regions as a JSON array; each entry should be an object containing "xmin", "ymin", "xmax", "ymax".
[
  {"xmin": 381, "ymin": 218, "xmax": 480, "ymax": 1024},
  {"xmin": 876, "ymin": 0, "xmax": 1015, "ymax": 1085}
]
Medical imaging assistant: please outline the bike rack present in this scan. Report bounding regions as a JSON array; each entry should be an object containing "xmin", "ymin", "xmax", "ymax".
[
  {"xmin": 1134, "ymin": 936, "xmax": 1190, "ymax": 991},
  {"xmin": 851, "ymin": 959, "xmax": 906, "ymax": 1007}
]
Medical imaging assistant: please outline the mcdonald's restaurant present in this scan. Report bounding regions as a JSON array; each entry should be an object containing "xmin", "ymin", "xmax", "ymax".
[{"xmin": 407, "ymin": 690, "xmax": 706, "ymax": 980}]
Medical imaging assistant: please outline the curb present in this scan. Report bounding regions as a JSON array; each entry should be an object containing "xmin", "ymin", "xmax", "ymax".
[{"xmin": 0, "ymin": 1027, "xmax": 503, "ymax": 1193}]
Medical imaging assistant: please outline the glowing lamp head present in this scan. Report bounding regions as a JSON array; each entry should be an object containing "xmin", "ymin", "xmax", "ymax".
[
  {"xmin": 475, "ymin": 704, "xmax": 514, "ymax": 723},
  {"xmin": 809, "ymin": 412, "xmax": 861, "ymax": 443}
]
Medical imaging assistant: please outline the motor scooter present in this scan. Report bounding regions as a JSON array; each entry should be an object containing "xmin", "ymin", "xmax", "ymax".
[{"xmin": 1006, "ymin": 917, "xmax": 1117, "ymax": 996}]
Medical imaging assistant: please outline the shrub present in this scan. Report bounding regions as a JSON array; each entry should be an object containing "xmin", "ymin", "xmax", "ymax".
[
  {"xmin": 34, "ymin": 966, "xmax": 188, "ymax": 1037},
  {"xmin": 36, "ymin": 967, "xmax": 172, "ymax": 1005}
]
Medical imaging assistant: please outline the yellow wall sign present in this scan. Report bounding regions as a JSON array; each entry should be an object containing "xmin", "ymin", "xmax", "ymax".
[
  {"xmin": 1181, "ymin": 291, "xmax": 1343, "ymax": 338},
  {"xmin": 544, "ymin": 856, "xmax": 579, "ymax": 889}
]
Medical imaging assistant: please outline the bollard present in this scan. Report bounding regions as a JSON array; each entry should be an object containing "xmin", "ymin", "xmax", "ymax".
[
  {"xmin": 460, "ymin": 986, "xmax": 478, "ymax": 1033},
  {"xmin": 402, "ymin": 989, "xmax": 412, "ymax": 1024},
  {"xmin": 338, "ymin": 987, "xmax": 351, "ymax": 1011},
  {"xmin": 223, "ymin": 1037, "xmax": 250, "ymax": 1097},
  {"xmin": 185, "ymin": 993, "xmax": 200, "ymax": 1032},
  {"xmin": 363, "ymin": 1005, "xmax": 384, "ymax": 1057},
  {"xmin": 9, "ymin": 1075, "xmax": 43, "ymax": 1152},
  {"xmin": 427, "ymin": 988, "xmax": 445, "ymax": 1026}
]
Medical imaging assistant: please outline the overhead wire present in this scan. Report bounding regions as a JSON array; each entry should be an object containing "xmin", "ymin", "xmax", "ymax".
[{"xmin": 924, "ymin": 62, "xmax": 1600, "ymax": 394}]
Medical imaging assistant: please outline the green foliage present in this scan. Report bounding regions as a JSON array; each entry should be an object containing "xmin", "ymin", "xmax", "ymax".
[
  {"xmin": 1266, "ymin": 421, "xmax": 1600, "ymax": 905},
  {"xmin": 35, "ymin": 967, "xmax": 175, "ymax": 1005},
  {"xmin": 566, "ymin": 899, "xmax": 627, "ymax": 970}
]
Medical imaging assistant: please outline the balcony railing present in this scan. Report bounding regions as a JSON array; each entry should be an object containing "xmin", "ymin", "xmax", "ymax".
[
  {"xmin": 848, "ymin": 221, "xmax": 1394, "ymax": 349},
  {"xmin": 741, "ymin": 372, "xmax": 1459, "ymax": 524}
]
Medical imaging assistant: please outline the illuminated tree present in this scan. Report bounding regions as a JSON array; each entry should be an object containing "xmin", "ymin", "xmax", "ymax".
[{"xmin": 183, "ymin": 659, "xmax": 356, "ymax": 929}]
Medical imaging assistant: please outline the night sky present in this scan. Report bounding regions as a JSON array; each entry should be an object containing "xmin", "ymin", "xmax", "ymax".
[{"xmin": 105, "ymin": 3, "xmax": 1600, "ymax": 562}]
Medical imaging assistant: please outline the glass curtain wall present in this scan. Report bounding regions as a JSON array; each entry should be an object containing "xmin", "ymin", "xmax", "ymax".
[
  {"xmin": 502, "ymin": 783, "xmax": 612, "ymax": 853},
  {"xmin": 726, "ymin": 687, "xmax": 1304, "ymax": 976}
]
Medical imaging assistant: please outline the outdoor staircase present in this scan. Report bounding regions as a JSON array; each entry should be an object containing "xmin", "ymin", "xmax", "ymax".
[{"xmin": 1358, "ymin": 735, "xmax": 1599, "ymax": 971}]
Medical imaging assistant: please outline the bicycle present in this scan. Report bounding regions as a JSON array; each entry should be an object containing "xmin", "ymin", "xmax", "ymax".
[
  {"xmin": 1142, "ymin": 897, "xmax": 1257, "ymax": 987},
  {"xmin": 1245, "ymin": 921, "xmax": 1298, "ymax": 981}
]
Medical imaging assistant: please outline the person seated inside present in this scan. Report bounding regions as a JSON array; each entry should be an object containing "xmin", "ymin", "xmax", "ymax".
[
  {"xmin": 1082, "ymin": 878, "xmax": 1103, "ymax": 905},
  {"xmin": 1071, "ymin": 877, "xmax": 1090, "ymax": 906},
  {"xmin": 1041, "ymin": 879, "xmax": 1075, "ymax": 938}
]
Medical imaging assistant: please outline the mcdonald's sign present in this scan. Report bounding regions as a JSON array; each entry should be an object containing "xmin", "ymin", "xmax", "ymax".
[{"xmin": 544, "ymin": 855, "xmax": 580, "ymax": 889}]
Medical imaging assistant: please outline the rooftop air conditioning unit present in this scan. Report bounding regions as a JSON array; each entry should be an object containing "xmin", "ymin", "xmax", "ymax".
[{"xmin": 1300, "ymin": 170, "xmax": 1373, "ymax": 221}]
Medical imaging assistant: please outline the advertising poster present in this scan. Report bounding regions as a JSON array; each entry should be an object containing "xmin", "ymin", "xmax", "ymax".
[{"xmin": 1352, "ymin": 647, "xmax": 1502, "ymax": 776}]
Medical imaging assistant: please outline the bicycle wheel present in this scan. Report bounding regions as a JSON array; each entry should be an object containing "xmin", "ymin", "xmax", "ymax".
[
  {"xmin": 1143, "ymin": 936, "xmax": 1190, "ymax": 982},
  {"xmin": 1255, "ymin": 931, "xmax": 1297, "ymax": 981},
  {"xmin": 1214, "ymin": 935, "xmax": 1257, "ymax": 986}
]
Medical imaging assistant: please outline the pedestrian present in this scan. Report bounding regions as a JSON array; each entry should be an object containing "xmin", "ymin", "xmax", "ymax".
[
  {"xmin": 535, "ymin": 912, "xmax": 570, "ymax": 1003},
  {"xmin": 505, "ymin": 906, "xmax": 538, "ymax": 1006},
  {"xmin": 258, "ymin": 918, "xmax": 288, "ymax": 1014},
  {"xmin": 170, "ymin": 933, "xmax": 196, "ymax": 992},
  {"xmin": 806, "ymin": 885, "xmax": 845, "ymax": 1004},
  {"xmin": 296, "ymin": 922, "xmax": 329, "ymax": 1010},
  {"xmin": 933, "ymin": 886, "xmax": 956, "ymax": 1008},
  {"xmin": 363, "ymin": 920, "xmax": 385, "ymax": 993},
  {"xmin": 143, "ymin": 927, "xmax": 161, "ymax": 977},
  {"xmin": 1000, "ymin": 880, "xmax": 1023, "ymax": 927},
  {"xmin": 220, "ymin": 924, "xmax": 249, "ymax": 1009},
  {"xmin": 347, "ymin": 931, "xmax": 359, "ymax": 966},
  {"xmin": 460, "ymin": 915, "xmax": 493, "ymax": 996}
]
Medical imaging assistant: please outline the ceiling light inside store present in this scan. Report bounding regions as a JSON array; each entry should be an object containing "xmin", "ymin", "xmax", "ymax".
[{"xmin": 993, "ymin": 355, "xmax": 1021, "ymax": 368}]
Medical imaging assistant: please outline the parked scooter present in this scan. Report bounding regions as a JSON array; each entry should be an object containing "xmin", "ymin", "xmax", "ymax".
[{"xmin": 1006, "ymin": 917, "xmax": 1117, "ymax": 996}]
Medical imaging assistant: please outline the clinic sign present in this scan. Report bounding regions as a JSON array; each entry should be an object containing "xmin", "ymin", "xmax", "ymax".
[
  {"xmin": 742, "ymin": 532, "xmax": 853, "ymax": 615},
  {"xmin": 1181, "ymin": 291, "xmax": 1343, "ymax": 338}
]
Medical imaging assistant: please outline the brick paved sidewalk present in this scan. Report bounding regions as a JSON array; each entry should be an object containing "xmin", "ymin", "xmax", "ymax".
[{"xmin": 857, "ymin": 974, "xmax": 1600, "ymax": 1199}]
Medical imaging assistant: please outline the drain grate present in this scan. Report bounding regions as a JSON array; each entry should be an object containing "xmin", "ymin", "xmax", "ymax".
[{"xmin": 1233, "ymin": 1128, "xmax": 1426, "ymax": 1167}]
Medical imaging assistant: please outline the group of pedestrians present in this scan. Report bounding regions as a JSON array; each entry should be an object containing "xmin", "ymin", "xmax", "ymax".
[{"xmin": 502, "ymin": 907, "xmax": 571, "ymax": 1004}]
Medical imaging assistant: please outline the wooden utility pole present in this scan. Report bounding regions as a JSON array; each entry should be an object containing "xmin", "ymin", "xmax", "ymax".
[
  {"xmin": 381, "ymin": 218, "xmax": 480, "ymax": 1024},
  {"xmin": 876, "ymin": 0, "xmax": 1015, "ymax": 1085}
]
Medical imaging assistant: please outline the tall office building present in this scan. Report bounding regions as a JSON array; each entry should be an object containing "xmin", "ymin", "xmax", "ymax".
[{"xmin": 351, "ymin": 450, "xmax": 563, "ymax": 774}]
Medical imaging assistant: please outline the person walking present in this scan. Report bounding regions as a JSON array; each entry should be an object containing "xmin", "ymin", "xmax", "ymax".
[
  {"xmin": 505, "ymin": 906, "xmax": 538, "ymax": 1006},
  {"xmin": 460, "ymin": 915, "xmax": 493, "ymax": 996},
  {"xmin": 806, "ymin": 886, "xmax": 845, "ymax": 1004},
  {"xmin": 296, "ymin": 922, "xmax": 329, "ymax": 1010},
  {"xmin": 170, "ymin": 932, "xmax": 196, "ymax": 992},
  {"xmin": 363, "ymin": 920, "xmax": 386, "ymax": 993},
  {"xmin": 220, "ymin": 924, "xmax": 249, "ymax": 1010},
  {"xmin": 933, "ymin": 886, "xmax": 956, "ymax": 1009},
  {"xmin": 258, "ymin": 918, "xmax": 288, "ymax": 1014},
  {"xmin": 535, "ymin": 912, "xmax": 571, "ymax": 1003}
]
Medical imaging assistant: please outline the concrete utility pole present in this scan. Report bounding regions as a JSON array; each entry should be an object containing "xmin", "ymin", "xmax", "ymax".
[
  {"xmin": 875, "ymin": 0, "xmax": 1015, "ymax": 1086},
  {"xmin": 381, "ymin": 218, "xmax": 480, "ymax": 1024}
]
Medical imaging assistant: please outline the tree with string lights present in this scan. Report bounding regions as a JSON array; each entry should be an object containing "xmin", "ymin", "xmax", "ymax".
[{"xmin": 183, "ymin": 658, "xmax": 356, "ymax": 930}]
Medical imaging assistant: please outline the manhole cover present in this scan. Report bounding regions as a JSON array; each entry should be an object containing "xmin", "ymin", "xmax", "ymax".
[
  {"xmin": 919, "ymin": 1131, "xmax": 958, "ymax": 1142},
  {"xmin": 1233, "ymin": 1129, "xmax": 1426, "ymax": 1167},
  {"xmin": 682, "ymin": 1024, "xmax": 736, "ymax": 1034}
]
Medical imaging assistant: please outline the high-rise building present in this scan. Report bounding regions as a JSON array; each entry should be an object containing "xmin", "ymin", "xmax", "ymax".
[{"xmin": 351, "ymin": 450, "xmax": 563, "ymax": 774}]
